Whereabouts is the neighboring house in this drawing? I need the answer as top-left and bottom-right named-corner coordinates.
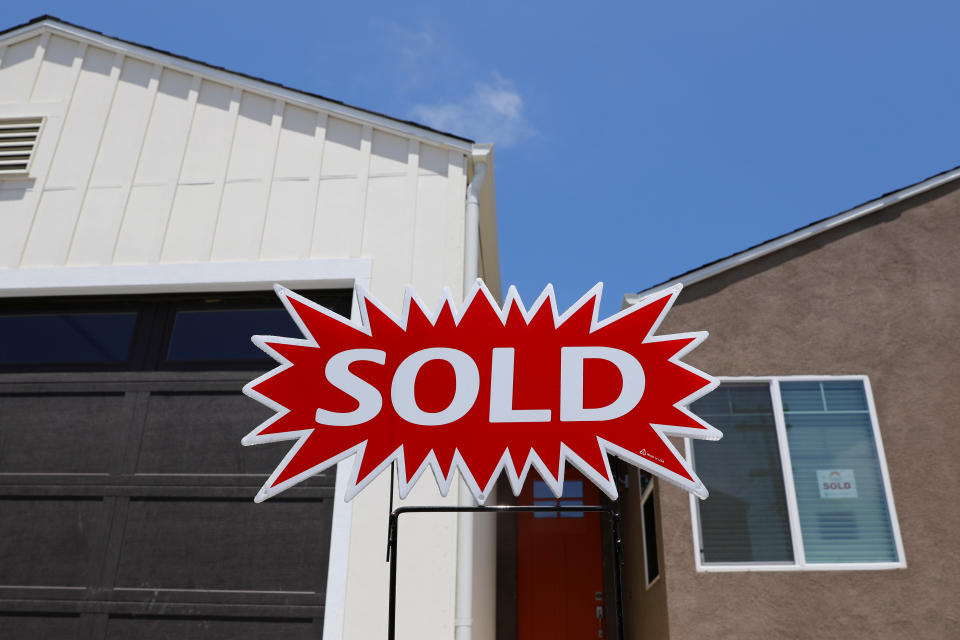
top-left (621, 166), bottom-right (960, 639)
top-left (0, 16), bottom-right (499, 640)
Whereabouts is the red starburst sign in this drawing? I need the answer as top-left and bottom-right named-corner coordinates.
top-left (242, 282), bottom-right (721, 503)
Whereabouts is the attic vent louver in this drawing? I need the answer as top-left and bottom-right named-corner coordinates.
top-left (0, 117), bottom-right (43, 177)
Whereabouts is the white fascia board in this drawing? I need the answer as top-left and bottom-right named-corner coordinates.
top-left (0, 258), bottom-right (372, 297)
top-left (625, 166), bottom-right (960, 306)
top-left (0, 20), bottom-right (474, 154)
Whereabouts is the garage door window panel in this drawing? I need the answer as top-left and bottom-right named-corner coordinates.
top-left (165, 308), bottom-right (298, 362)
top-left (0, 312), bottom-right (137, 366)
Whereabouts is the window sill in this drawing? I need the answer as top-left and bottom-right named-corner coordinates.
top-left (696, 560), bottom-right (906, 573)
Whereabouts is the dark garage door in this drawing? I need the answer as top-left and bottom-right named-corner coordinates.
top-left (0, 290), bottom-right (351, 640)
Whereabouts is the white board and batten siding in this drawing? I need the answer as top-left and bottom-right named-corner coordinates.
top-left (0, 29), bottom-right (478, 311)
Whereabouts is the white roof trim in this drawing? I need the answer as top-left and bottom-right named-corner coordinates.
top-left (0, 18), bottom-right (474, 153)
top-left (626, 166), bottom-right (960, 305)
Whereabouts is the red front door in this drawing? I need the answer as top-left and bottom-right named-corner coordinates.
top-left (517, 469), bottom-right (605, 639)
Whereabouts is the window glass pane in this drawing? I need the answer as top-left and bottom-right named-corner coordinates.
top-left (692, 385), bottom-right (794, 563)
top-left (166, 309), bottom-right (298, 361)
top-left (729, 385), bottom-right (775, 413)
top-left (533, 481), bottom-right (584, 517)
top-left (781, 380), bottom-right (897, 563)
top-left (0, 313), bottom-right (136, 363)
top-left (533, 481), bottom-right (556, 517)
top-left (562, 480), bottom-right (583, 498)
top-left (779, 381), bottom-right (824, 412)
top-left (643, 494), bottom-right (660, 583)
top-left (532, 481), bottom-right (554, 499)
top-left (558, 501), bottom-right (584, 518)
top-left (823, 381), bottom-right (869, 412)
top-left (559, 481), bottom-right (584, 518)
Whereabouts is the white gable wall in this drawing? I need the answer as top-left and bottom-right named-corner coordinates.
top-left (0, 31), bottom-right (473, 311)
top-left (0, 24), bottom-right (495, 640)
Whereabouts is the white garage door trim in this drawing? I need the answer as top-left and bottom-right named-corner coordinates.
top-left (0, 258), bottom-right (371, 297)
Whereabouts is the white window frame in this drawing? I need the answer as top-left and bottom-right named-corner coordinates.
top-left (639, 476), bottom-right (661, 588)
top-left (686, 374), bottom-right (906, 573)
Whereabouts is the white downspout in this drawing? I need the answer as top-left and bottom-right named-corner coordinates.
top-left (455, 149), bottom-right (487, 640)
top-left (462, 151), bottom-right (487, 298)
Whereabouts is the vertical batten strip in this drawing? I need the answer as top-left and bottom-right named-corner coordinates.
top-left (25, 31), bottom-right (51, 102)
top-left (65, 52), bottom-right (125, 263)
top-left (306, 112), bottom-right (330, 258)
top-left (109, 63), bottom-right (163, 263)
top-left (206, 86), bottom-right (244, 260)
top-left (405, 138), bottom-right (421, 285)
top-left (0, 45), bottom-right (8, 68)
top-left (254, 98), bottom-right (286, 258)
top-left (442, 151), bottom-right (468, 301)
top-left (16, 41), bottom-right (88, 267)
top-left (157, 75), bottom-right (202, 259)
top-left (355, 124), bottom-right (373, 257)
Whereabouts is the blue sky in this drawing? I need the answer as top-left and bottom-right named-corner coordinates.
top-left (9, 2), bottom-right (960, 316)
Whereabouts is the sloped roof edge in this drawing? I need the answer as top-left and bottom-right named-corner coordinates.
top-left (0, 14), bottom-right (475, 149)
top-left (627, 163), bottom-right (960, 304)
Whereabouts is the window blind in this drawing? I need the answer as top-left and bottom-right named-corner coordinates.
top-left (781, 381), bottom-right (898, 563)
top-left (692, 385), bottom-right (793, 563)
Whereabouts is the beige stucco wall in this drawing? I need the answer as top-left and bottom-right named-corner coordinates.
top-left (623, 476), bottom-right (671, 640)
top-left (651, 180), bottom-right (960, 638)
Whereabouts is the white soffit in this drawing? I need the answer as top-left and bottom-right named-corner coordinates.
top-left (626, 165), bottom-right (960, 305)
top-left (0, 17), bottom-right (475, 153)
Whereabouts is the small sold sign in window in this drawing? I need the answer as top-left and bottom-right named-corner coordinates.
top-left (817, 469), bottom-right (858, 499)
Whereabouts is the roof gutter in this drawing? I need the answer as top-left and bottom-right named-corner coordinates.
top-left (625, 165), bottom-right (960, 305)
